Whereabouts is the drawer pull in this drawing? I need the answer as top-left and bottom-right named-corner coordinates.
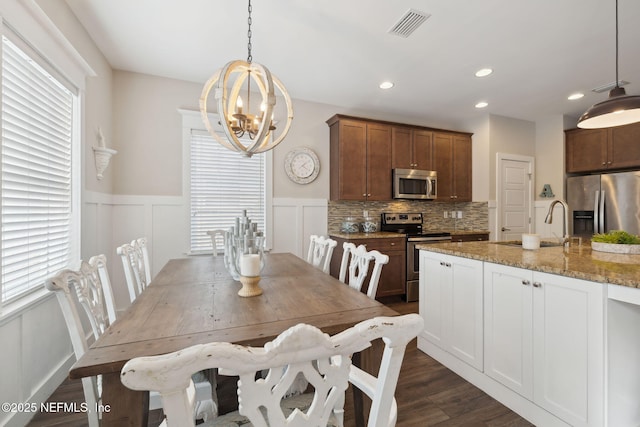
top-left (533, 282), bottom-right (542, 288)
top-left (521, 280), bottom-right (530, 286)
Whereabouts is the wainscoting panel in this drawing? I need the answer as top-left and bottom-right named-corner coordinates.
top-left (271, 198), bottom-right (328, 259)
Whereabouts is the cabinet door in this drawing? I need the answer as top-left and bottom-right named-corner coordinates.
top-left (609, 122), bottom-right (640, 169)
top-left (331, 120), bottom-right (367, 200)
top-left (370, 237), bottom-right (405, 297)
top-left (448, 256), bottom-right (483, 370)
top-left (365, 123), bottom-right (392, 200)
top-left (452, 135), bottom-right (472, 201)
top-left (532, 272), bottom-right (604, 427)
top-left (421, 252), bottom-right (483, 370)
top-left (565, 128), bottom-right (608, 173)
top-left (484, 263), bottom-right (533, 399)
top-left (391, 127), bottom-right (413, 169)
top-left (420, 252), bottom-right (449, 346)
top-left (413, 130), bottom-right (433, 170)
top-left (433, 133), bottom-right (454, 200)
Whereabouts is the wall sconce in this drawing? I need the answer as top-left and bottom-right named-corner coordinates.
top-left (93, 127), bottom-right (117, 180)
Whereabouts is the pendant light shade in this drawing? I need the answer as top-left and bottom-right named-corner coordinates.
top-left (578, 87), bottom-right (640, 129)
top-left (577, 0), bottom-right (640, 129)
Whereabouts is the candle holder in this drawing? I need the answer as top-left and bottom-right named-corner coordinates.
top-left (234, 236), bottom-right (265, 297)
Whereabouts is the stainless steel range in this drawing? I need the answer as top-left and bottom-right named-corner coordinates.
top-left (381, 212), bottom-right (451, 302)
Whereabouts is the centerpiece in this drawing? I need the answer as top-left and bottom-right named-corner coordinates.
top-left (591, 230), bottom-right (640, 254)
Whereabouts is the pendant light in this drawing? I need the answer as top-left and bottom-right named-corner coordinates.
top-left (199, 0), bottom-right (293, 156)
top-left (577, 0), bottom-right (640, 129)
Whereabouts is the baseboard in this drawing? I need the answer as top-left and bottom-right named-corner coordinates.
top-left (6, 354), bottom-right (76, 427)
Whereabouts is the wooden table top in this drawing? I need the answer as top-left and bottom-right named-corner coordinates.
top-left (69, 252), bottom-right (398, 379)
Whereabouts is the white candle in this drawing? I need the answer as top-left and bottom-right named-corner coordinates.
top-left (240, 254), bottom-right (260, 277)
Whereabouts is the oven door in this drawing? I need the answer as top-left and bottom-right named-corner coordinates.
top-left (406, 236), bottom-right (451, 302)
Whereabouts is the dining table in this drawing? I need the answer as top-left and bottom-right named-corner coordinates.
top-left (69, 252), bottom-right (399, 426)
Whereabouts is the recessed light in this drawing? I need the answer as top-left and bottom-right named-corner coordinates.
top-left (475, 68), bottom-right (493, 77)
top-left (379, 81), bottom-right (394, 89)
top-left (568, 93), bottom-right (584, 100)
top-left (475, 101), bottom-right (489, 109)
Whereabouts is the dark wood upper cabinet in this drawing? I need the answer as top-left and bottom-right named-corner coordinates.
top-left (566, 122), bottom-right (640, 173)
top-left (328, 114), bottom-right (472, 202)
top-left (392, 127), bottom-right (433, 170)
top-left (328, 116), bottom-right (391, 201)
top-left (433, 132), bottom-right (472, 202)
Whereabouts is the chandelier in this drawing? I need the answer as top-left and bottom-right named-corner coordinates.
top-left (200, 0), bottom-right (293, 157)
top-left (577, 0), bottom-right (640, 128)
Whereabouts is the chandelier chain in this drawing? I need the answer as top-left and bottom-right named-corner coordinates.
top-left (247, 0), bottom-right (253, 63)
top-left (615, 0), bottom-right (618, 87)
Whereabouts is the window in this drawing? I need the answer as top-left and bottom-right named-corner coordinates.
top-left (1, 33), bottom-right (78, 304)
top-left (187, 123), bottom-right (270, 254)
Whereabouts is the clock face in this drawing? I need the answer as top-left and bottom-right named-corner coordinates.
top-left (285, 148), bottom-right (320, 184)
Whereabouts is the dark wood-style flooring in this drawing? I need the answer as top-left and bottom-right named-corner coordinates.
top-left (27, 297), bottom-right (533, 427)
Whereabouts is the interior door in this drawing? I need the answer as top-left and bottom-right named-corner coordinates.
top-left (498, 156), bottom-right (533, 241)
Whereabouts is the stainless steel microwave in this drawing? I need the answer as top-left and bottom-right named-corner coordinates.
top-left (393, 168), bottom-right (437, 200)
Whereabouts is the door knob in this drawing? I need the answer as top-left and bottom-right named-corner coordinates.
top-left (501, 227), bottom-right (511, 232)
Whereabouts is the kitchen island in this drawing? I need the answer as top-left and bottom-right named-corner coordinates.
top-left (417, 240), bottom-right (640, 427)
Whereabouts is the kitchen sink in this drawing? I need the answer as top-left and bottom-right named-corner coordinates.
top-left (492, 240), bottom-right (564, 248)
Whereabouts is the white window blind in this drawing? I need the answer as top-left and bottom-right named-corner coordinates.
top-left (189, 130), bottom-right (266, 253)
top-left (1, 35), bottom-right (74, 303)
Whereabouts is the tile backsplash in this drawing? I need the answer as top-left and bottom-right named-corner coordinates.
top-left (328, 200), bottom-right (488, 233)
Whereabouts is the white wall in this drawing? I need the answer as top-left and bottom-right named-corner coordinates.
top-left (535, 115), bottom-right (567, 200)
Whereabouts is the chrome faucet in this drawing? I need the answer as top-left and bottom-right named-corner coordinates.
top-left (545, 199), bottom-right (570, 248)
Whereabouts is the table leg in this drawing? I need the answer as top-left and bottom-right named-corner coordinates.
top-left (101, 371), bottom-right (149, 427)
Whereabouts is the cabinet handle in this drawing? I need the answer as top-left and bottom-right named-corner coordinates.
top-left (607, 161), bottom-right (612, 165)
top-left (390, 242), bottom-right (396, 246)
top-left (602, 162), bottom-right (606, 165)
top-left (440, 261), bottom-right (446, 266)
top-left (521, 279), bottom-right (530, 286)
top-left (533, 282), bottom-right (542, 288)
top-left (362, 194), bottom-right (367, 197)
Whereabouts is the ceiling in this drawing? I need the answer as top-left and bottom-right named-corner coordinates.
top-left (64, 0), bottom-right (640, 129)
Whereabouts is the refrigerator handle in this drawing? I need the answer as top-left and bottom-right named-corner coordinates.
top-left (599, 190), bottom-right (606, 233)
top-left (594, 191), bottom-right (600, 233)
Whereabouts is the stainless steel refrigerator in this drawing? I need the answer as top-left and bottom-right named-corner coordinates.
top-left (566, 171), bottom-right (640, 238)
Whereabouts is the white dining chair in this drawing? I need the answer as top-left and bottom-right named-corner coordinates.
top-left (339, 242), bottom-right (389, 299)
top-left (45, 255), bottom-right (119, 427)
top-left (121, 313), bottom-right (423, 427)
top-left (306, 235), bottom-right (338, 274)
top-left (116, 237), bottom-right (152, 303)
top-left (207, 230), bottom-right (227, 256)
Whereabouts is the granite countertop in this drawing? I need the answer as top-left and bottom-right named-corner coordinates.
top-left (417, 240), bottom-right (640, 288)
top-left (330, 231), bottom-right (405, 239)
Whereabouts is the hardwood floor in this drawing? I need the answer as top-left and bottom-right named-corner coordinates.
top-left (27, 297), bottom-right (533, 427)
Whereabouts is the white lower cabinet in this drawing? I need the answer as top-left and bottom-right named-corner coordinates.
top-left (419, 251), bottom-right (483, 370)
top-left (484, 262), bottom-right (604, 427)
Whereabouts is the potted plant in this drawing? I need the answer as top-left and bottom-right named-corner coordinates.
top-left (591, 230), bottom-right (640, 254)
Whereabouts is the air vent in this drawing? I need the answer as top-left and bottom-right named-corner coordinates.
top-left (388, 9), bottom-right (430, 38)
top-left (592, 80), bottom-right (629, 93)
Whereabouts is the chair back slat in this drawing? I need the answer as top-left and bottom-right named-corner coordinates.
top-left (338, 243), bottom-right (390, 299)
top-left (117, 237), bottom-right (151, 303)
top-left (306, 235), bottom-right (338, 274)
top-left (121, 314), bottom-right (423, 427)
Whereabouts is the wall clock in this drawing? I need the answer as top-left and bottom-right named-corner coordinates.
top-left (284, 147), bottom-right (320, 184)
